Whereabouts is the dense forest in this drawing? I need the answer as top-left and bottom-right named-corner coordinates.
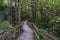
top-left (0, 0), bottom-right (60, 39)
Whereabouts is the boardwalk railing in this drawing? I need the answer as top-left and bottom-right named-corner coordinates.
top-left (27, 22), bottom-right (58, 40)
top-left (0, 23), bottom-right (23, 40)
top-left (0, 21), bottom-right (58, 40)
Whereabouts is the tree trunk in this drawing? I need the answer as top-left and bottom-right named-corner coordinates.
top-left (17, 0), bottom-right (21, 24)
top-left (30, 0), bottom-right (38, 22)
top-left (15, 0), bottom-right (18, 25)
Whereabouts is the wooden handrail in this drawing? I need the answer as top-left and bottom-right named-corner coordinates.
top-left (0, 28), bottom-right (13, 35)
top-left (27, 22), bottom-right (58, 40)
top-left (0, 21), bottom-right (58, 40)
top-left (0, 21), bottom-right (23, 40)
top-left (0, 25), bottom-right (21, 40)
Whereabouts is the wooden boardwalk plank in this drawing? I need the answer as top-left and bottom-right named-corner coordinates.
top-left (17, 21), bottom-right (34, 40)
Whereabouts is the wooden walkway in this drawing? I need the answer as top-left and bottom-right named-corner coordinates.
top-left (0, 20), bottom-right (58, 40)
top-left (17, 21), bottom-right (34, 40)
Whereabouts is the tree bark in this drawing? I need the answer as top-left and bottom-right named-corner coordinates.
top-left (30, 0), bottom-right (38, 22)
top-left (15, 0), bottom-right (18, 25)
top-left (17, 0), bottom-right (21, 24)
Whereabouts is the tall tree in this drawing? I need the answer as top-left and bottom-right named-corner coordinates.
top-left (30, 0), bottom-right (38, 22)
top-left (15, 0), bottom-right (18, 25)
top-left (17, 0), bottom-right (21, 24)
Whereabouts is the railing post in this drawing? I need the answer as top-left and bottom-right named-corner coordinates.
top-left (33, 30), bottom-right (40, 40)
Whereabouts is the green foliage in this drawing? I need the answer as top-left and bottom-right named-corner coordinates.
top-left (21, 0), bottom-right (60, 38)
top-left (0, 21), bottom-right (13, 32)
top-left (0, 0), bottom-right (60, 39)
top-left (35, 0), bottom-right (60, 38)
top-left (0, 0), bottom-right (13, 32)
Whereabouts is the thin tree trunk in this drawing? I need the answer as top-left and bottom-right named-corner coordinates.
top-left (18, 0), bottom-right (21, 24)
top-left (15, 0), bottom-right (18, 25)
top-left (30, 0), bottom-right (38, 22)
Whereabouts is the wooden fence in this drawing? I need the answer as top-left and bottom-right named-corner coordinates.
top-left (28, 22), bottom-right (58, 40)
top-left (0, 21), bottom-right (59, 40)
top-left (0, 23), bottom-right (23, 40)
